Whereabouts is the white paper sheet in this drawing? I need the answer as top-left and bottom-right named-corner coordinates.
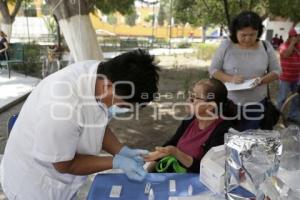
top-left (224, 78), bottom-right (257, 91)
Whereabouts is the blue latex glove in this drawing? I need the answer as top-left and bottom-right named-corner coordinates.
top-left (113, 154), bottom-right (147, 181)
top-left (119, 146), bottom-right (149, 166)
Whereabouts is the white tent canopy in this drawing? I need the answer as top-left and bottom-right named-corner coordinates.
top-left (8, 17), bottom-right (51, 43)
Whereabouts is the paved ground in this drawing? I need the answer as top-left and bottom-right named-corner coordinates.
top-left (0, 70), bottom-right (40, 112)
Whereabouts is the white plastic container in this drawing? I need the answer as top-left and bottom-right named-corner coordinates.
top-left (199, 145), bottom-right (225, 194)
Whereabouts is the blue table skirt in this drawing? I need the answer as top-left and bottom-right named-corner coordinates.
top-left (87, 173), bottom-right (209, 200)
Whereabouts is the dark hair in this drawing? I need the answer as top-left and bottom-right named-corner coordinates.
top-left (97, 49), bottom-right (160, 104)
top-left (194, 78), bottom-right (237, 117)
top-left (229, 11), bottom-right (264, 43)
top-left (0, 31), bottom-right (7, 38)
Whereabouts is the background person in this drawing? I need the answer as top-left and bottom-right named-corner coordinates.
top-left (42, 44), bottom-right (62, 78)
top-left (144, 79), bottom-right (236, 173)
top-left (1, 49), bottom-right (160, 199)
top-left (209, 11), bottom-right (281, 131)
top-left (279, 35), bottom-right (284, 47)
top-left (271, 33), bottom-right (280, 50)
top-left (276, 27), bottom-right (300, 122)
top-left (0, 31), bottom-right (8, 67)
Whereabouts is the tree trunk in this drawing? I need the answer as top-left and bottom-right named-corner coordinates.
top-left (220, 25), bottom-right (223, 37)
top-left (239, 0), bottom-right (243, 9)
top-left (202, 25), bottom-right (207, 43)
top-left (46, 0), bottom-right (103, 61)
top-left (0, 0), bottom-right (22, 42)
top-left (59, 15), bottom-right (102, 61)
top-left (249, 0), bottom-right (254, 10)
top-left (222, 0), bottom-right (231, 27)
top-left (0, 9), bottom-right (13, 41)
top-left (53, 15), bottom-right (61, 50)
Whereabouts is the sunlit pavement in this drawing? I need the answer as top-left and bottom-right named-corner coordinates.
top-left (0, 70), bottom-right (40, 112)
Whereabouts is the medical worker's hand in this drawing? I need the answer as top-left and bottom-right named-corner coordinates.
top-left (119, 146), bottom-right (149, 166)
top-left (113, 154), bottom-right (147, 181)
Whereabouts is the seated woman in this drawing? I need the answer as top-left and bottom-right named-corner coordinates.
top-left (144, 78), bottom-right (236, 173)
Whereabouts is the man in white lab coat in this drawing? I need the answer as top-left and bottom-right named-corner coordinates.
top-left (0, 49), bottom-right (160, 199)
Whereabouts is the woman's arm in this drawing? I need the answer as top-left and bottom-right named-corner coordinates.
top-left (209, 40), bottom-right (245, 83)
top-left (281, 38), bottom-right (297, 58)
top-left (260, 71), bottom-right (279, 85)
top-left (102, 127), bottom-right (124, 155)
top-left (171, 147), bottom-right (193, 168)
top-left (212, 70), bottom-right (244, 83)
top-left (53, 154), bottom-right (113, 175)
top-left (146, 161), bottom-right (157, 172)
top-left (0, 41), bottom-right (8, 53)
top-left (52, 126), bottom-right (122, 176)
top-left (265, 40), bottom-right (282, 78)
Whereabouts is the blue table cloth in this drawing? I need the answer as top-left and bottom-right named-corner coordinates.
top-left (87, 173), bottom-right (209, 200)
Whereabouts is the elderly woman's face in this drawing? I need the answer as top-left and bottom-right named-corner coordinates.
top-left (236, 27), bottom-right (258, 47)
top-left (186, 85), bottom-right (216, 117)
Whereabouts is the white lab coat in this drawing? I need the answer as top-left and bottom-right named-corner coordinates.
top-left (0, 60), bottom-right (109, 199)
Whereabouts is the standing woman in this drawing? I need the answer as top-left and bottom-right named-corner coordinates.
top-left (209, 11), bottom-right (281, 131)
top-left (0, 31), bottom-right (8, 60)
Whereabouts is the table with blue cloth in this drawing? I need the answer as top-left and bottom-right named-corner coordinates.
top-left (87, 173), bottom-right (209, 200)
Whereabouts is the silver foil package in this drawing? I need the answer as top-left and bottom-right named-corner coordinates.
top-left (262, 126), bottom-right (300, 200)
top-left (224, 129), bottom-right (282, 200)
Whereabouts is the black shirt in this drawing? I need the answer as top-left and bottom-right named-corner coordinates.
top-left (0, 37), bottom-right (8, 60)
top-left (162, 116), bottom-right (233, 173)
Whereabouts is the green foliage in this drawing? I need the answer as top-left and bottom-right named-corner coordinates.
top-left (157, 0), bottom-right (176, 26)
top-left (173, 0), bottom-right (268, 27)
top-left (41, 3), bottom-right (50, 16)
top-left (11, 42), bottom-right (43, 76)
top-left (196, 43), bottom-right (218, 61)
top-left (268, 0), bottom-right (300, 22)
top-left (125, 9), bottom-right (138, 26)
top-left (177, 42), bottom-right (191, 48)
top-left (157, 5), bottom-right (166, 26)
top-left (93, 0), bottom-right (135, 15)
top-left (23, 2), bottom-right (37, 17)
top-left (144, 14), bottom-right (154, 23)
top-left (107, 14), bottom-right (117, 25)
top-left (23, 42), bottom-right (42, 74)
top-left (161, 0), bottom-right (173, 24)
top-left (43, 16), bottom-right (57, 35)
top-left (173, 0), bottom-right (300, 27)
top-left (0, 0), bottom-right (33, 23)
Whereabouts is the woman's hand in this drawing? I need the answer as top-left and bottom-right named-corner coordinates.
top-left (231, 75), bottom-right (244, 84)
top-left (143, 146), bottom-right (177, 162)
top-left (251, 77), bottom-right (262, 88)
top-left (290, 37), bottom-right (298, 46)
top-left (143, 150), bottom-right (166, 162)
top-left (145, 161), bottom-right (157, 172)
top-left (145, 146), bottom-right (194, 168)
